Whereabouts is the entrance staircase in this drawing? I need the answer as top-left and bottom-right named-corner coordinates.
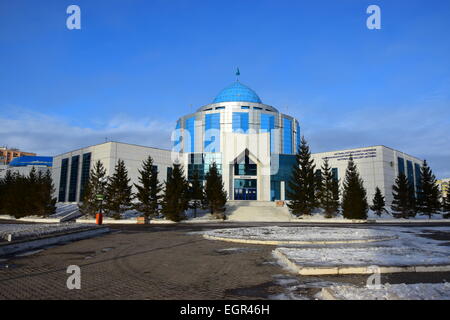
top-left (225, 201), bottom-right (295, 222)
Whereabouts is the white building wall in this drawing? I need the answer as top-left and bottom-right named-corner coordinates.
top-left (52, 142), bottom-right (174, 203)
top-left (311, 146), bottom-right (423, 206)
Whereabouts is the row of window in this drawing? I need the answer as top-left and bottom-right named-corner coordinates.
top-left (203, 106), bottom-right (274, 112)
top-left (59, 153), bottom-right (91, 202)
top-left (398, 157), bottom-right (422, 196)
top-left (177, 113), bottom-right (300, 154)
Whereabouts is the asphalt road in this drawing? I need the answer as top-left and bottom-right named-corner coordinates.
top-left (0, 221), bottom-right (449, 300)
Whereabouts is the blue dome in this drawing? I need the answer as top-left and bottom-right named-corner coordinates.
top-left (213, 82), bottom-right (262, 104)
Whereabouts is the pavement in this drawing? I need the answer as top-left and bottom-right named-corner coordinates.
top-left (0, 221), bottom-right (449, 300)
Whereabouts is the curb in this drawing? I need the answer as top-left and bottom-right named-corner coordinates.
top-left (0, 227), bottom-right (110, 257)
top-left (272, 248), bottom-right (450, 275)
top-left (203, 234), bottom-right (398, 246)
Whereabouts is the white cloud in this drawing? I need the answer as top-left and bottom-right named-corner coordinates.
top-left (0, 110), bottom-right (173, 157)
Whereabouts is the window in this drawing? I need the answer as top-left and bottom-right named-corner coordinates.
top-left (332, 168), bottom-right (339, 181)
top-left (241, 106), bottom-right (250, 109)
top-left (398, 157), bottom-right (405, 175)
top-left (204, 113), bottom-right (220, 152)
top-left (261, 114), bottom-right (275, 153)
top-left (79, 153), bottom-right (91, 200)
top-left (407, 160), bottom-right (414, 190)
top-left (167, 167), bottom-right (173, 180)
top-left (58, 158), bottom-right (69, 202)
top-left (215, 106), bottom-right (225, 110)
top-left (232, 112), bottom-right (249, 133)
top-left (253, 106), bottom-right (262, 110)
top-left (283, 117), bottom-right (293, 154)
top-left (185, 117), bottom-right (195, 153)
top-left (68, 155), bottom-right (80, 202)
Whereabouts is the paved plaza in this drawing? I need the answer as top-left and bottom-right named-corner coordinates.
top-left (0, 222), bottom-right (449, 300)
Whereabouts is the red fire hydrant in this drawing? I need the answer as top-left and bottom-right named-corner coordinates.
top-left (95, 213), bottom-right (103, 225)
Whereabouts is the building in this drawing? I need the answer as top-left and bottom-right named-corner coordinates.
top-left (51, 79), bottom-right (424, 208)
top-left (52, 142), bottom-right (173, 203)
top-left (174, 81), bottom-right (300, 201)
top-left (0, 147), bottom-right (36, 165)
top-left (311, 146), bottom-right (423, 205)
top-left (437, 178), bottom-right (450, 199)
top-left (0, 156), bottom-right (53, 178)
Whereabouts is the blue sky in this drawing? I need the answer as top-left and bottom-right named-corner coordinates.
top-left (1, 0), bottom-right (449, 177)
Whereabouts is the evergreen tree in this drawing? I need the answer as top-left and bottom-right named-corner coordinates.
top-left (188, 171), bottom-right (204, 218)
top-left (370, 187), bottom-right (386, 217)
top-left (204, 162), bottom-right (227, 219)
top-left (319, 159), bottom-right (340, 218)
top-left (105, 159), bottom-right (133, 219)
top-left (287, 136), bottom-right (316, 216)
top-left (79, 160), bottom-right (107, 217)
top-left (35, 169), bottom-right (56, 217)
top-left (417, 160), bottom-right (441, 218)
top-left (341, 156), bottom-right (368, 219)
top-left (391, 173), bottom-right (415, 218)
top-left (161, 163), bottom-right (190, 222)
top-left (134, 156), bottom-right (163, 218)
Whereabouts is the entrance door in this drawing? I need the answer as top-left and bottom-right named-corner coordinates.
top-left (234, 179), bottom-right (257, 200)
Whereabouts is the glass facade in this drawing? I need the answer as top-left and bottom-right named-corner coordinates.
top-left (260, 114), bottom-right (275, 153)
top-left (58, 158), bottom-right (69, 202)
top-left (283, 117), bottom-right (293, 154)
top-left (79, 152), bottom-right (91, 200)
top-left (232, 112), bottom-right (249, 133)
top-left (296, 122), bottom-right (301, 153)
top-left (187, 153), bottom-right (222, 181)
top-left (185, 117), bottom-right (195, 153)
top-left (173, 119), bottom-right (182, 152)
top-left (204, 113), bottom-right (220, 152)
top-left (398, 157), bottom-right (405, 175)
top-left (270, 154), bottom-right (296, 200)
top-left (68, 155), bottom-right (80, 202)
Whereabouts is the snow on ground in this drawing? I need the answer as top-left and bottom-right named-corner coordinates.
top-left (275, 246), bottom-right (450, 267)
top-left (0, 223), bottom-right (95, 241)
top-left (317, 283), bottom-right (450, 300)
top-left (204, 226), bottom-right (396, 242)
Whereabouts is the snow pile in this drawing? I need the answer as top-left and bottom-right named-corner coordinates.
top-left (204, 226), bottom-right (396, 242)
top-left (275, 246), bottom-right (450, 267)
top-left (319, 283), bottom-right (450, 300)
top-left (0, 223), bottom-right (95, 241)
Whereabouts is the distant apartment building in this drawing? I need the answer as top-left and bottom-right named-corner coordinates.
top-left (0, 147), bottom-right (36, 165)
top-left (437, 178), bottom-right (450, 199)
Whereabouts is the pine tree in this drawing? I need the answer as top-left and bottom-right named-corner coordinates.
top-left (391, 173), bottom-right (415, 218)
top-left (417, 160), bottom-right (441, 218)
top-left (105, 159), bottom-right (133, 219)
top-left (161, 163), bottom-right (190, 222)
top-left (35, 169), bottom-right (56, 217)
top-left (204, 162), bottom-right (227, 219)
top-left (287, 136), bottom-right (316, 216)
top-left (341, 156), bottom-right (368, 219)
top-left (188, 171), bottom-right (204, 218)
top-left (79, 160), bottom-right (107, 217)
top-left (370, 187), bottom-right (386, 217)
top-left (319, 159), bottom-right (340, 218)
top-left (134, 156), bottom-right (163, 218)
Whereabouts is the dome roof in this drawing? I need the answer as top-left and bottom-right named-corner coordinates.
top-left (213, 81), bottom-right (262, 104)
